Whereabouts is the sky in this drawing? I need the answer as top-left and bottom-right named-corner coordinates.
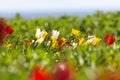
top-left (0, 0), bottom-right (120, 13)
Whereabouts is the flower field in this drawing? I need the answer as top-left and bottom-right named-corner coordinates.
top-left (0, 11), bottom-right (120, 80)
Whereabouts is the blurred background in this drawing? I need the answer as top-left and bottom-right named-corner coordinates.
top-left (0, 0), bottom-right (120, 19)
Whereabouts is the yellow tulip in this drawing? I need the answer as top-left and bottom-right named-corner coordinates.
top-left (78, 38), bottom-right (85, 45)
top-left (71, 29), bottom-right (80, 37)
top-left (6, 43), bottom-right (12, 48)
top-left (42, 31), bottom-right (48, 40)
top-left (52, 39), bottom-right (58, 48)
top-left (92, 38), bottom-right (101, 45)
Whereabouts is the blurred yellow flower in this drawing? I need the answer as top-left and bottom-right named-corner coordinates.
top-left (92, 38), bottom-right (101, 45)
top-left (42, 31), bottom-right (48, 40)
top-left (78, 38), bottom-right (85, 45)
top-left (6, 43), bottom-right (12, 48)
top-left (71, 29), bottom-right (80, 37)
top-left (52, 39), bottom-right (58, 48)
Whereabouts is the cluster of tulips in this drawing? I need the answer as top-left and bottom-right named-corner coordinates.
top-left (0, 18), bottom-right (115, 49)
top-left (33, 28), bottom-right (115, 51)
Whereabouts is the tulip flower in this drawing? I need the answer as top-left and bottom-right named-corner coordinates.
top-left (58, 37), bottom-right (66, 46)
top-left (65, 41), bottom-right (70, 46)
top-left (29, 66), bottom-right (50, 80)
top-left (104, 34), bottom-right (115, 46)
top-left (6, 43), bottom-right (12, 48)
top-left (92, 38), bottom-right (101, 45)
top-left (72, 42), bottom-right (78, 49)
top-left (104, 34), bottom-right (110, 42)
top-left (78, 38), bottom-right (85, 45)
top-left (35, 28), bottom-right (48, 44)
top-left (71, 29), bottom-right (79, 37)
top-left (87, 36), bottom-right (96, 43)
top-left (51, 30), bottom-right (60, 40)
top-left (5, 25), bottom-right (14, 35)
top-left (52, 39), bottom-right (58, 48)
top-left (53, 62), bottom-right (74, 80)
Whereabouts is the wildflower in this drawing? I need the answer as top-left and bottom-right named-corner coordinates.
top-left (72, 42), bottom-right (78, 49)
top-left (52, 39), bottom-right (58, 48)
top-left (58, 37), bottom-right (66, 46)
top-left (71, 29), bottom-right (79, 37)
top-left (87, 36), bottom-right (96, 44)
top-left (35, 28), bottom-right (48, 44)
top-left (65, 41), bottom-right (70, 46)
top-left (104, 34), bottom-right (115, 46)
top-left (51, 30), bottom-right (59, 40)
top-left (92, 37), bottom-right (101, 45)
top-left (35, 28), bottom-right (41, 39)
top-left (6, 43), bottom-right (12, 48)
top-left (5, 25), bottom-right (14, 35)
top-left (29, 66), bottom-right (50, 80)
top-left (104, 34), bottom-right (110, 42)
top-left (53, 62), bottom-right (74, 80)
top-left (78, 38), bottom-right (85, 45)
top-left (108, 36), bottom-right (115, 46)
top-left (42, 31), bottom-right (48, 40)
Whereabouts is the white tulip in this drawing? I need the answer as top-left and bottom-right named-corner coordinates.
top-left (72, 42), bottom-right (78, 49)
top-left (36, 37), bottom-right (44, 44)
top-left (51, 30), bottom-right (60, 39)
top-left (35, 28), bottom-right (45, 39)
top-left (87, 36), bottom-right (96, 43)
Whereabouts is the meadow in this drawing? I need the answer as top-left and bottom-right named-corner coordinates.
top-left (0, 11), bottom-right (120, 80)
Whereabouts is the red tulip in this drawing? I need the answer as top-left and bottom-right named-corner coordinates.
top-left (58, 39), bottom-right (64, 46)
top-left (29, 66), bottom-right (50, 80)
top-left (5, 25), bottom-right (14, 35)
top-left (108, 36), bottom-right (115, 46)
top-left (0, 19), bottom-right (6, 43)
top-left (53, 62), bottom-right (74, 80)
top-left (104, 34), bottom-right (110, 42)
top-left (65, 41), bottom-right (70, 46)
top-left (104, 34), bottom-right (115, 46)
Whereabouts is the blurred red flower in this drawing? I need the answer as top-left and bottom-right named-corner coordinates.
top-left (5, 25), bottom-right (14, 35)
top-left (58, 39), bottom-right (64, 46)
top-left (104, 34), bottom-right (110, 42)
top-left (65, 41), bottom-right (70, 46)
top-left (53, 62), bottom-right (74, 80)
top-left (108, 36), bottom-right (115, 46)
top-left (0, 19), bottom-right (6, 44)
top-left (29, 66), bottom-right (51, 80)
top-left (104, 34), bottom-right (115, 46)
